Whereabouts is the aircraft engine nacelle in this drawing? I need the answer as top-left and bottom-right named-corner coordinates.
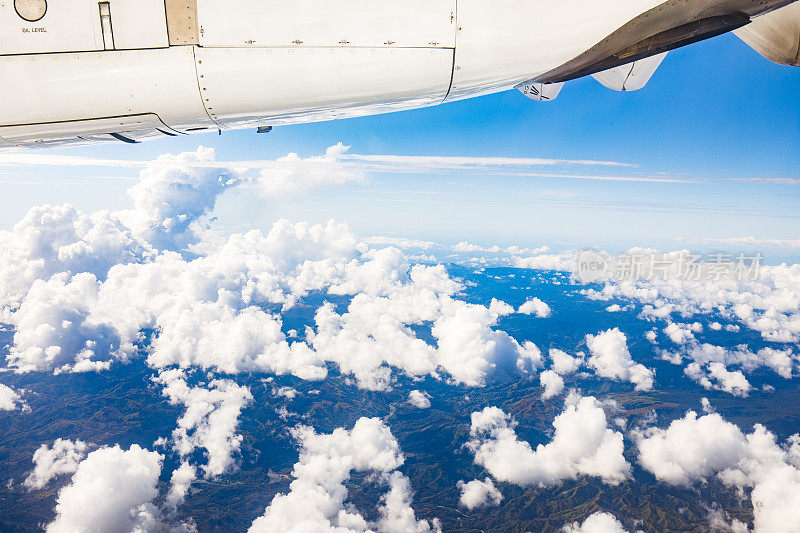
top-left (735, 2), bottom-right (800, 66)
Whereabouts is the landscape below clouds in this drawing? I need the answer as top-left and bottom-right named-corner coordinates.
top-left (0, 147), bottom-right (799, 532)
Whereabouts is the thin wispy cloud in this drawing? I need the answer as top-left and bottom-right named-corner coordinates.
top-left (489, 171), bottom-right (695, 183)
top-left (728, 177), bottom-right (800, 185)
top-left (0, 151), bottom-right (690, 185)
top-left (343, 195), bottom-right (800, 219)
top-left (676, 236), bottom-right (800, 248)
top-left (1, 151), bottom-right (795, 187)
top-left (0, 154), bottom-right (147, 168)
top-left (340, 154), bottom-right (635, 168)
top-left (0, 152), bottom-right (632, 170)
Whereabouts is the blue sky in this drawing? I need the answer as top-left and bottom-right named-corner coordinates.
top-left (2, 33), bottom-right (798, 261)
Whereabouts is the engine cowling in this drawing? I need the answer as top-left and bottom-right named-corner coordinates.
top-left (735, 2), bottom-right (800, 66)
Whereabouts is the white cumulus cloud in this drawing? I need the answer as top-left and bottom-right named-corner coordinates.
top-left (583, 256), bottom-right (800, 344)
top-left (166, 461), bottom-right (197, 509)
top-left (0, 204), bottom-right (156, 313)
top-left (46, 444), bottom-right (165, 533)
top-left (249, 417), bottom-right (439, 532)
top-left (0, 383), bottom-right (27, 411)
top-left (518, 297), bottom-right (552, 318)
top-left (154, 369), bottom-right (252, 479)
top-left (549, 349), bottom-right (583, 375)
top-left (586, 328), bottom-right (654, 391)
top-left (540, 370), bottom-right (565, 400)
top-left (24, 439), bottom-right (88, 490)
top-left (408, 390), bottom-right (432, 409)
top-left (684, 362), bottom-right (752, 397)
top-left (561, 512), bottom-right (629, 533)
top-left (635, 411), bottom-right (800, 533)
top-left (6, 273), bottom-right (124, 373)
top-left (255, 142), bottom-right (364, 196)
top-left (457, 478), bottom-right (503, 510)
top-left (659, 341), bottom-right (796, 393)
top-left (123, 147), bottom-right (239, 251)
top-left (466, 395), bottom-right (630, 488)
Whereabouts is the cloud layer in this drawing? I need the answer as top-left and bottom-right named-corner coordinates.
top-left (249, 417), bottom-right (439, 532)
top-left (46, 445), bottom-right (166, 533)
top-left (635, 410), bottom-right (800, 532)
top-left (1, 147), bottom-right (546, 394)
top-left (466, 394), bottom-right (630, 487)
top-left (586, 328), bottom-right (654, 391)
top-left (0, 383), bottom-right (27, 411)
top-left (24, 439), bottom-right (88, 490)
top-left (1, 146), bottom-right (797, 532)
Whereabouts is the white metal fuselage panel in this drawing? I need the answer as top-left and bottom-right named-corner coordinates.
top-left (192, 0), bottom-right (458, 129)
top-left (195, 0), bottom-right (456, 48)
top-left (102, 0), bottom-right (169, 50)
top-left (0, 0), bottom-right (101, 55)
top-left (0, 47), bottom-right (212, 130)
top-left (195, 47), bottom-right (454, 129)
top-left (0, 0), bottom-right (168, 55)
